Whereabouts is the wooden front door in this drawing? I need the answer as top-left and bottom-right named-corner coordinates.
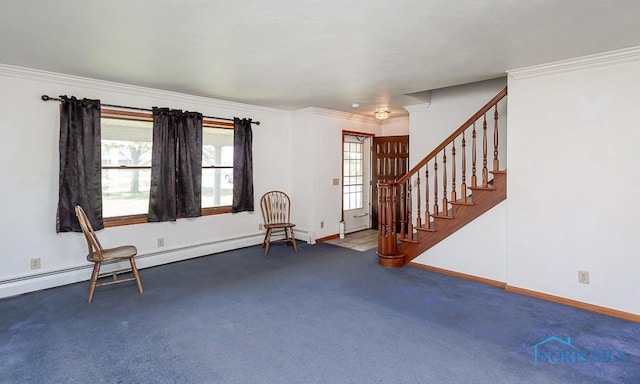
top-left (371, 135), bottom-right (409, 230)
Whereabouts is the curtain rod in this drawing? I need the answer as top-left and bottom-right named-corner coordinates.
top-left (41, 95), bottom-right (260, 125)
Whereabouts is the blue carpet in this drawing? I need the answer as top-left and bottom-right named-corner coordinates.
top-left (1, 242), bottom-right (638, 383)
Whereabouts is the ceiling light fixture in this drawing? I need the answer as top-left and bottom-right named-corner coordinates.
top-left (375, 109), bottom-right (390, 120)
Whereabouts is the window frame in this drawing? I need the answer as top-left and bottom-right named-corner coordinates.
top-left (101, 108), bottom-right (234, 228)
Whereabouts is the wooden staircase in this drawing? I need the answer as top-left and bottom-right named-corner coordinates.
top-left (377, 88), bottom-right (508, 268)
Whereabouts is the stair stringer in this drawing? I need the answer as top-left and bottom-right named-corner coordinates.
top-left (400, 172), bottom-right (506, 264)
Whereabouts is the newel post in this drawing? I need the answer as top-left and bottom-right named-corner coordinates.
top-left (377, 182), bottom-right (406, 268)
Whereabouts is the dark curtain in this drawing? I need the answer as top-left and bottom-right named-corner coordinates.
top-left (232, 118), bottom-right (254, 213)
top-left (57, 96), bottom-right (102, 233)
top-left (176, 112), bottom-right (203, 217)
top-left (148, 108), bottom-right (203, 222)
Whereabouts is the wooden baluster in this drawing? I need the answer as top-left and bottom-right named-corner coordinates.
top-left (472, 122), bottom-right (477, 187)
top-left (482, 113), bottom-right (489, 187)
top-left (399, 183), bottom-right (406, 239)
top-left (425, 167), bottom-right (430, 229)
top-left (493, 105), bottom-right (499, 171)
top-left (382, 186), bottom-right (388, 239)
top-left (433, 158), bottom-right (439, 216)
top-left (416, 173), bottom-right (422, 228)
top-left (442, 150), bottom-right (448, 215)
top-left (451, 139), bottom-right (457, 203)
top-left (391, 184), bottom-right (398, 245)
top-left (377, 184), bottom-right (388, 253)
top-left (461, 131), bottom-right (467, 203)
top-left (407, 182), bottom-right (414, 240)
top-left (378, 184), bottom-right (395, 255)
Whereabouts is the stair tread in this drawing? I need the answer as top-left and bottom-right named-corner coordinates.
top-left (431, 214), bottom-right (454, 219)
top-left (469, 185), bottom-right (496, 191)
top-left (415, 226), bottom-right (436, 232)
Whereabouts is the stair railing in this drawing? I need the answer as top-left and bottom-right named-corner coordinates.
top-left (377, 87), bottom-right (508, 261)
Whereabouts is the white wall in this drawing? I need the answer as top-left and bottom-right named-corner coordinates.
top-left (0, 65), bottom-right (292, 298)
top-left (412, 201), bottom-right (506, 282)
top-left (506, 48), bottom-right (640, 315)
top-left (407, 77), bottom-right (507, 169)
top-left (291, 108), bottom-right (381, 240)
top-left (290, 109), bottom-right (316, 238)
top-left (381, 116), bottom-right (409, 136)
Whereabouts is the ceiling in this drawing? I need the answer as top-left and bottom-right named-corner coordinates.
top-left (2, 1), bottom-right (640, 118)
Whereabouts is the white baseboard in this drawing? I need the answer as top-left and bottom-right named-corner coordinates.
top-left (0, 229), bottom-right (317, 300)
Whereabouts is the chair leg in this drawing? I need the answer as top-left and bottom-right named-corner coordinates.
top-left (264, 228), bottom-right (272, 255)
top-left (88, 262), bottom-right (101, 303)
top-left (289, 227), bottom-right (298, 253)
top-left (262, 229), bottom-right (269, 248)
top-left (130, 257), bottom-right (144, 294)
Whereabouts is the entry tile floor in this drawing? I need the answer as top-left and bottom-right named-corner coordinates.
top-left (324, 229), bottom-right (378, 252)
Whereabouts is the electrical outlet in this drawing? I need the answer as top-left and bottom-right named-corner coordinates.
top-left (30, 258), bottom-right (41, 270)
top-left (157, 237), bottom-right (165, 247)
top-left (578, 270), bottom-right (590, 284)
top-left (259, 223), bottom-right (263, 230)
top-left (332, 178), bottom-right (340, 186)
top-left (320, 221), bottom-right (324, 228)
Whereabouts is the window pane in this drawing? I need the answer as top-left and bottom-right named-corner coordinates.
top-left (202, 128), bottom-right (234, 208)
top-left (101, 119), bottom-right (153, 166)
top-left (102, 169), bottom-right (151, 217)
top-left (203, 128), bottom-right (234, 166)
top-left (102, 118), bottom-right (153, 218)
top-left (350, 161), bottom-right (361, 176)
top-left (350, 193), bottom-right (357, 209)
top-left (202, 168), bottom-right (233, 208)
top-left (353, 145), bottom-right (363, 159)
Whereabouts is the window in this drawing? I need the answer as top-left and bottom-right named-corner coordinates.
top-left (101, 109), bottom-right (234, 226)
top-left (101, 113), bottom-right (153, 220)
top-left (202, 127), bottom-right (234, 211)
top-left (343, 141), bottom-right (364, 210)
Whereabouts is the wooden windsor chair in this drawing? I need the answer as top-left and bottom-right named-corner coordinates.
top-left (260, 191), bottom-right (298, 255)
top-left (75, 205), bottom-right (143, 303)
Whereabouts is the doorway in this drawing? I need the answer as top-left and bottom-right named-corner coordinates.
top-left (340, 133), bottom-right (410, 234)
top-left (342, 133), bottom-right (373, 234)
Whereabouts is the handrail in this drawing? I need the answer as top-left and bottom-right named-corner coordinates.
top-left (397, 87), bottom-right (507, 184)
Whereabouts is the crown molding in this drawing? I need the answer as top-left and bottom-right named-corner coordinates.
top-left (403, 102), bottom-right (431, 114)
top-left (0, 63), bottom-right (289, 116)
top-left (294, 107), bottom-right (380, 124)
top-left (507, 45), bottom-right (640, 80)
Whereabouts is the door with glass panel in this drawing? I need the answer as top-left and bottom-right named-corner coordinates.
top-left (342, 134), bottom-right (372, 233)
